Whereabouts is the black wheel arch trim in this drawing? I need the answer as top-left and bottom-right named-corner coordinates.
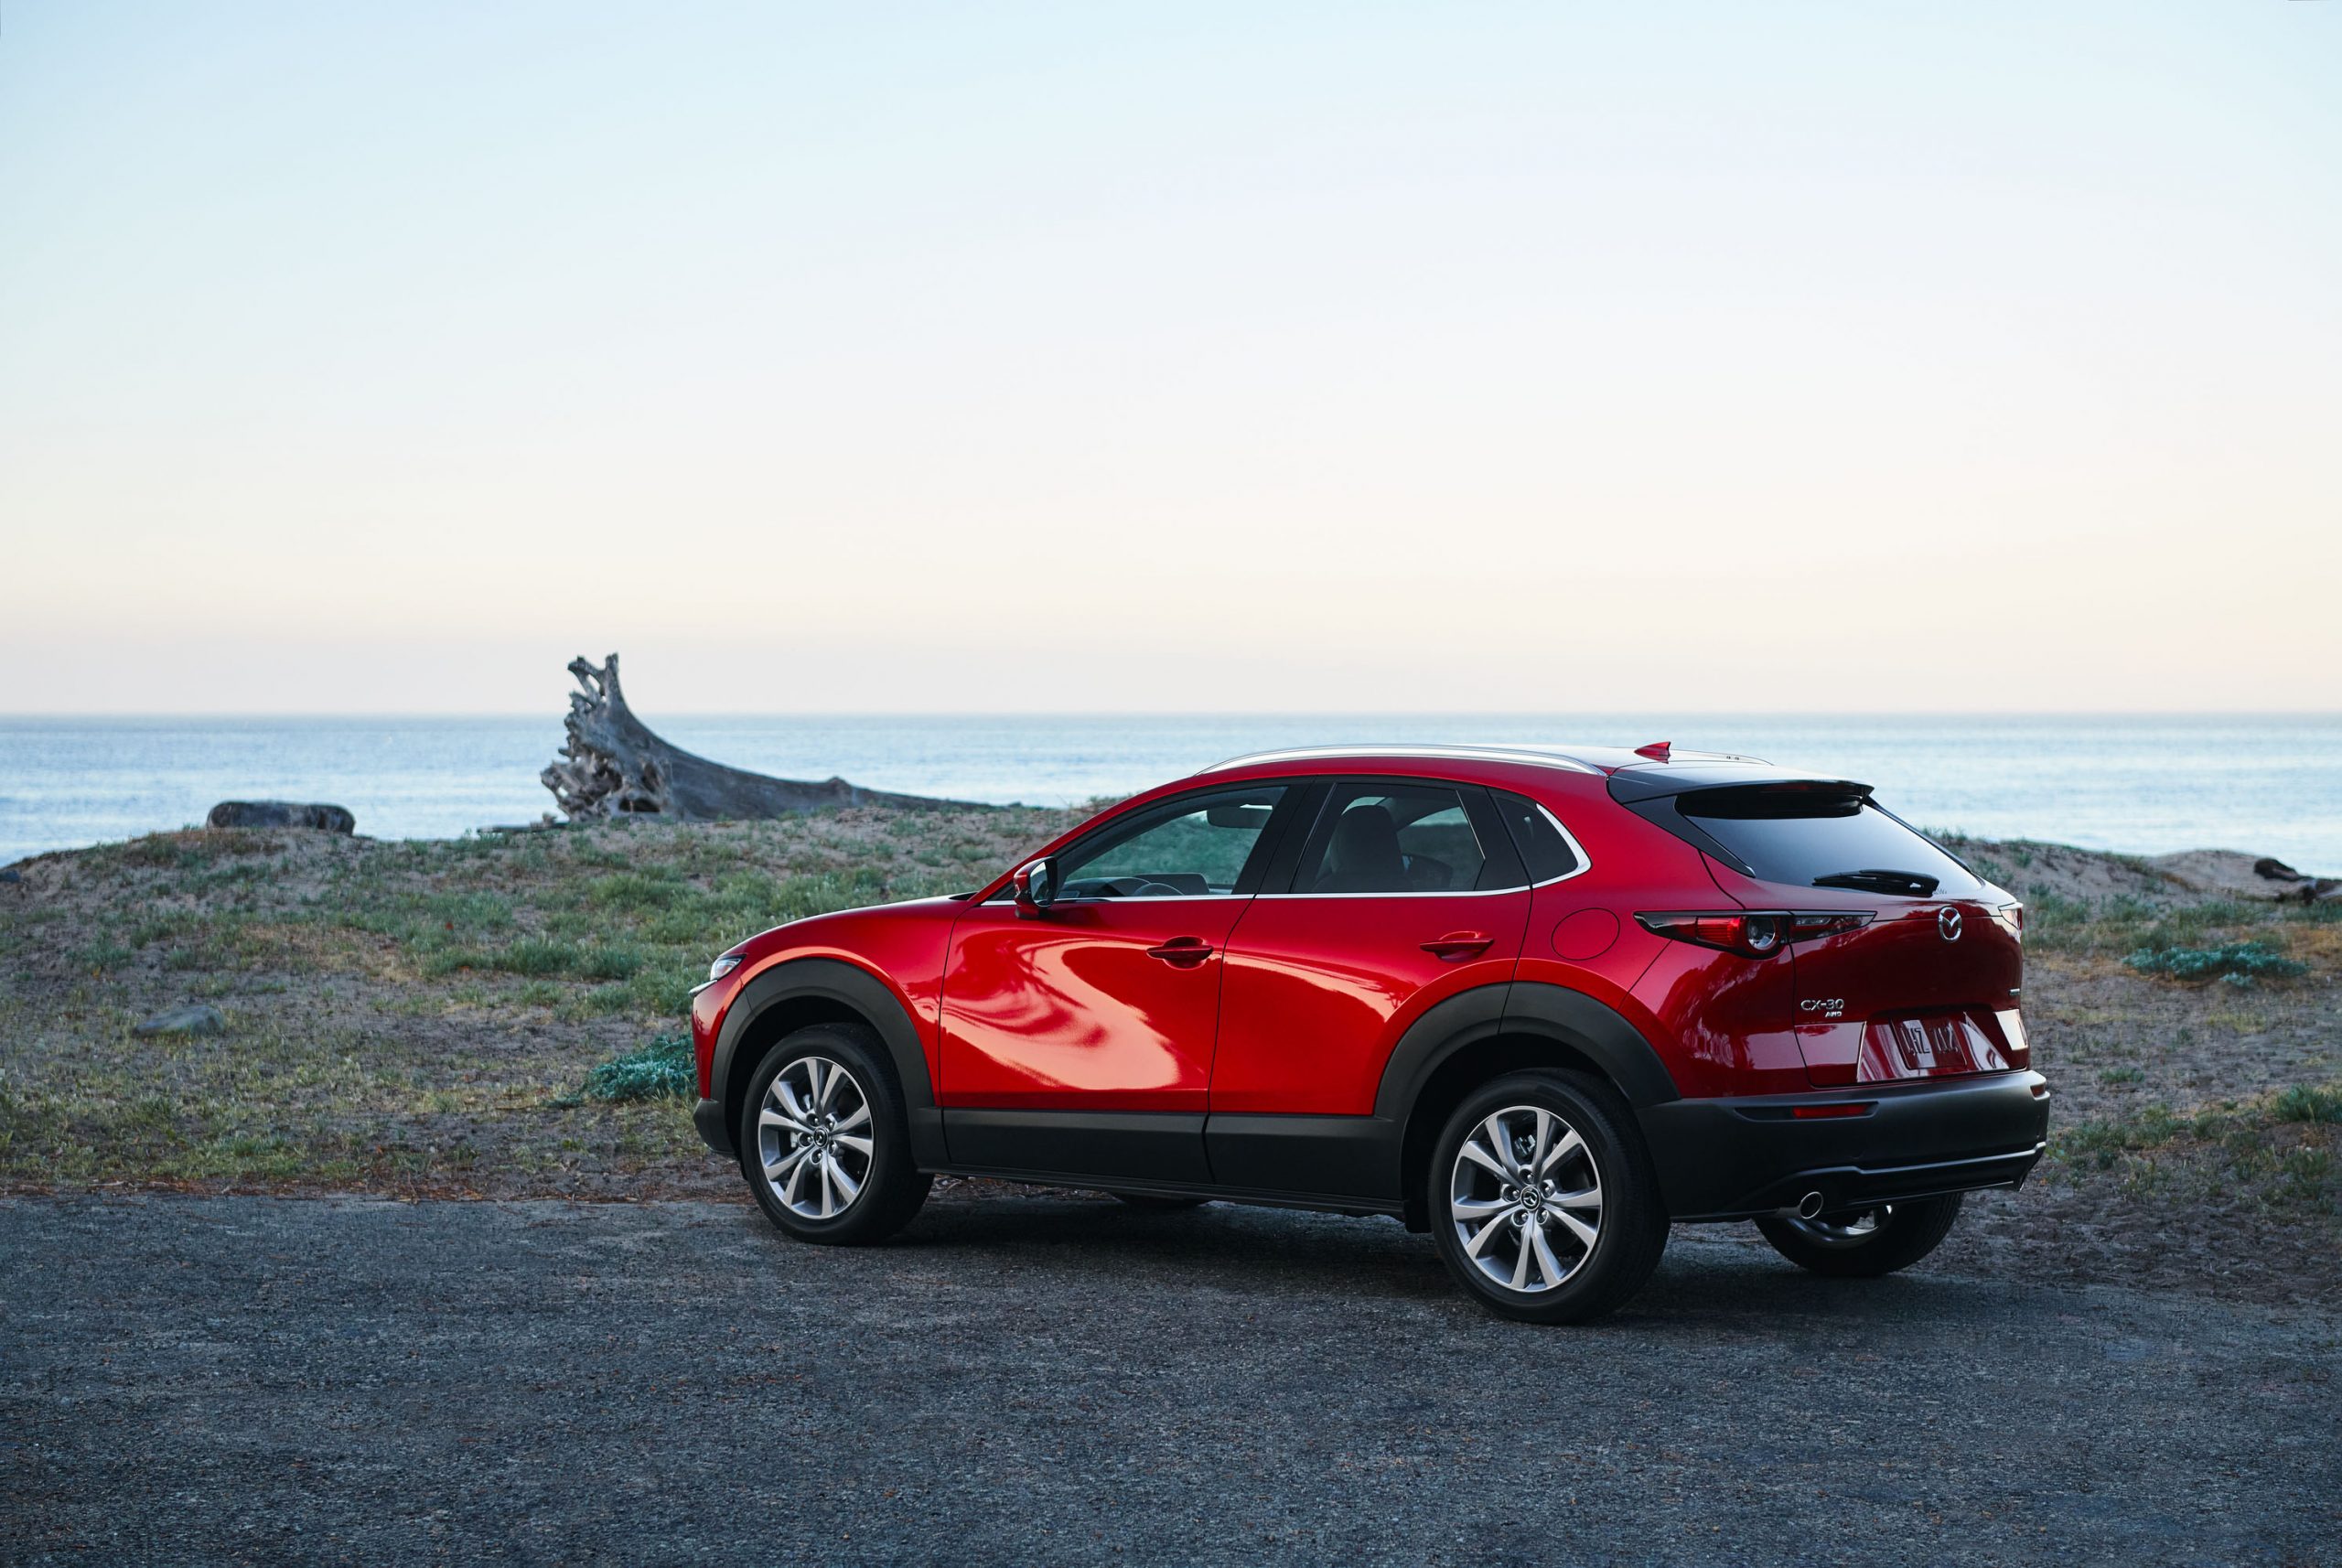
top-left (1497, 983), bottom-right (1682, 1108)
top-left (1370, 981), bottom-right (1681, 1123)
top-left (710, 956), bottom-right (946, 1165)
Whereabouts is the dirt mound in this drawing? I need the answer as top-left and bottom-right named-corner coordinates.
top-left (1947, 837), bottom-right (2339, 908)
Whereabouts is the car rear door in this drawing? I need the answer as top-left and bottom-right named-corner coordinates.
top-left (1212, 779), bottom-right (1532, 1122)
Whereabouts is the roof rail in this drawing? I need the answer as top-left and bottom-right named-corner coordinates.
top-left (1200, 744), bottom-right (1604, 776)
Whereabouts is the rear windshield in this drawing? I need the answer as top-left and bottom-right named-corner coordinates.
top-left (1678, 787), bottom-right (1983, 897)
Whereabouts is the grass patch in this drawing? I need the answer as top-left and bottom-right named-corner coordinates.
top-left (586, 871), bottom-right (685, 910)
top-left (573, 943), bottom-right (647, 982)
top-left (497, 938), bottom-right (588, 977)
top-left (2020, 892), bottom-right (2093, 951)
top-left (582, 1035), bottom-right (695, 1102)
top-left (2019, 884), bottom-right (2340, 966)
top-left (2052, 1083), bottom-right (2342, 1215)
top-left (2272, 1083), bottom-right (2342, 1125)
top-left (2123, 941), bottom-right (2307, 983)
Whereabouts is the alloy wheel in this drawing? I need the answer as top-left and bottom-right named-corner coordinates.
top-left (1447, 1104), bottom-right (1605, 1293)
top-left (757, 1056), bottom-right (876, 1219)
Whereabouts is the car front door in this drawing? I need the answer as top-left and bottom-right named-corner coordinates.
top-left (1210, 779), bottom-right (1531, 1188)
top-left (939, 782), bottom-right (1294, 1182)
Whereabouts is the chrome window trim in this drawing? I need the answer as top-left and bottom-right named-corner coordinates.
top-left (979, 890), bottom-right (1250, 905)
top-left (1201, 744), bottom-right (1602, 776)
top-left (1254, 886), bottom-right (1528, 901)
top-left (1524, 801), bottom-right (1595, 889)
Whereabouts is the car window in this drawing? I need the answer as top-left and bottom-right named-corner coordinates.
top-left (1494, 791), bottom-right (1584, 883)
top-left (1049, 786), bottom-right (1288, 899)
top-left (1678, 786), bottom-right (1983, 897)
top-left (1298, 784), bottom-right (1488, 894)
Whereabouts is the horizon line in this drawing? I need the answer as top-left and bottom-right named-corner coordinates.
top-left (6, 709), bottom-right (2342, 723)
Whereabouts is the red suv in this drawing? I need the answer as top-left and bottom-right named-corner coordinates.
top-left (688, 744), bottom-right (2047, 1323)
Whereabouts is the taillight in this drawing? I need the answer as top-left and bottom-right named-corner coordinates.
top-left (1636, 909), bottom-right (1873, 958)
top-left (1790, 911), bottom-right (1875, 940)
top-left (1635, 912), bottom-right (1784, 957)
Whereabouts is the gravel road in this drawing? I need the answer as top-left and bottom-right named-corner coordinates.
top-left (3, 1195), bottom-right (2336, 1565)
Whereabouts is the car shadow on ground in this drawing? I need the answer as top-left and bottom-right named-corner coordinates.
top-left (761, 1195), bottom-right (2030, 1332)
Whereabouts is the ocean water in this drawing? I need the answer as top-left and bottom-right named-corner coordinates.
top-left (5, 714), bottom-right (2340, 873)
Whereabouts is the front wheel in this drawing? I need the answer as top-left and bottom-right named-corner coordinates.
top-left (738, 1023), bottom-right (931, 1245)
top-left (1755, 1192), bottom-right (1963, 1277)
top-left (1427, 1071), bottom-right (1669, 1325)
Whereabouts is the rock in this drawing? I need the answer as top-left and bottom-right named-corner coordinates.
top-left (2147, 849), bottom-right (2334, 904)
top-left (478, 817), bottom-right (566, 836)
top-left (0, 867), bottom-right (19, 883)
top-left (2248, 856), bottom-right (2342, 903)
top-left (131, 1003), bottom-right (226, 1037)
top-left (205, 801), bottom-right (356, 834)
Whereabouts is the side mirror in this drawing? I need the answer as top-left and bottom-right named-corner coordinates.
top-left (1012, 856), bottom-right (1059, 918)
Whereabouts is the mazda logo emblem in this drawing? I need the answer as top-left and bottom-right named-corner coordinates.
top-left (1939, 907), bottom-right (1963, 942)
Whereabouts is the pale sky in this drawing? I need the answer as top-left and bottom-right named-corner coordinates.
top-left (2, 2), bottom-right (2337, 715)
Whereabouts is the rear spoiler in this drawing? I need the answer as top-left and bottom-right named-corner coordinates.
top-left (1606, 763), bottom-right (1873, 805)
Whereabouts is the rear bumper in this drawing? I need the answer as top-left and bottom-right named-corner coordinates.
top-left (1637, 1070), bottom-right (2049, 1221)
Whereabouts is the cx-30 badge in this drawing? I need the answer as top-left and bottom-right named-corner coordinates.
top-left (1939, 907), bottom-right (1964, 942)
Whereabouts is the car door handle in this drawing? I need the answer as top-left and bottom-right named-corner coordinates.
top-left (1421, 931), bottom-right (1494, 961)
top-left (1145, 937), bottom-right (1215, 967)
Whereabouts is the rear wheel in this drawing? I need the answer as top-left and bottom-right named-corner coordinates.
top-left (1426, 1071), bottom-right (1669, 1325)
top-left (738, 1023), bottom-right (930, 1245)
top-left (1755, 1193), bottom-right (1963, 1277)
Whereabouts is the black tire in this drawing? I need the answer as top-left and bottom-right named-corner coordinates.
top-left (1755, 1192), bottom-right (1963, 1278)
top-left (1426, 1070), bottom-right (1669, 1325)
top-left (1110, 1192), bottom-right (1209, 1211)
top-left (737, 1022), bottom-right (930, 1245)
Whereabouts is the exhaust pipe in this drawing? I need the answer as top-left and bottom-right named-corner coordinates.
top-left (1796, 1191), bottom-right (1825, 1220)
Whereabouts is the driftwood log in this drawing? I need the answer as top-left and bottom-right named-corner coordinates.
top-left (541, 654), bottom-right (982, 821)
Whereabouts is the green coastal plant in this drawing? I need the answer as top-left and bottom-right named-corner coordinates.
top-left (2271, 1084), bottom-right (2342, 1125)
top-left (2123, 941), bottom-right (2307, 983)
top-left (582, 1034), bottom-right (695, 1102)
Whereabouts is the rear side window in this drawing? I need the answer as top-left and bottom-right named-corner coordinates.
top-left (1677, 786), bottom-right (1981, 897)
top-left (1493, 792), bottom-right (1583, 884)
top-left (1297, 784), bottom-right (1491, 894)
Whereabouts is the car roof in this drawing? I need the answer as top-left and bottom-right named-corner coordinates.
top-left (1198, 742), bottom-right (1766, 777)
top-left (1194, 743), bottom-right (1868, 800)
